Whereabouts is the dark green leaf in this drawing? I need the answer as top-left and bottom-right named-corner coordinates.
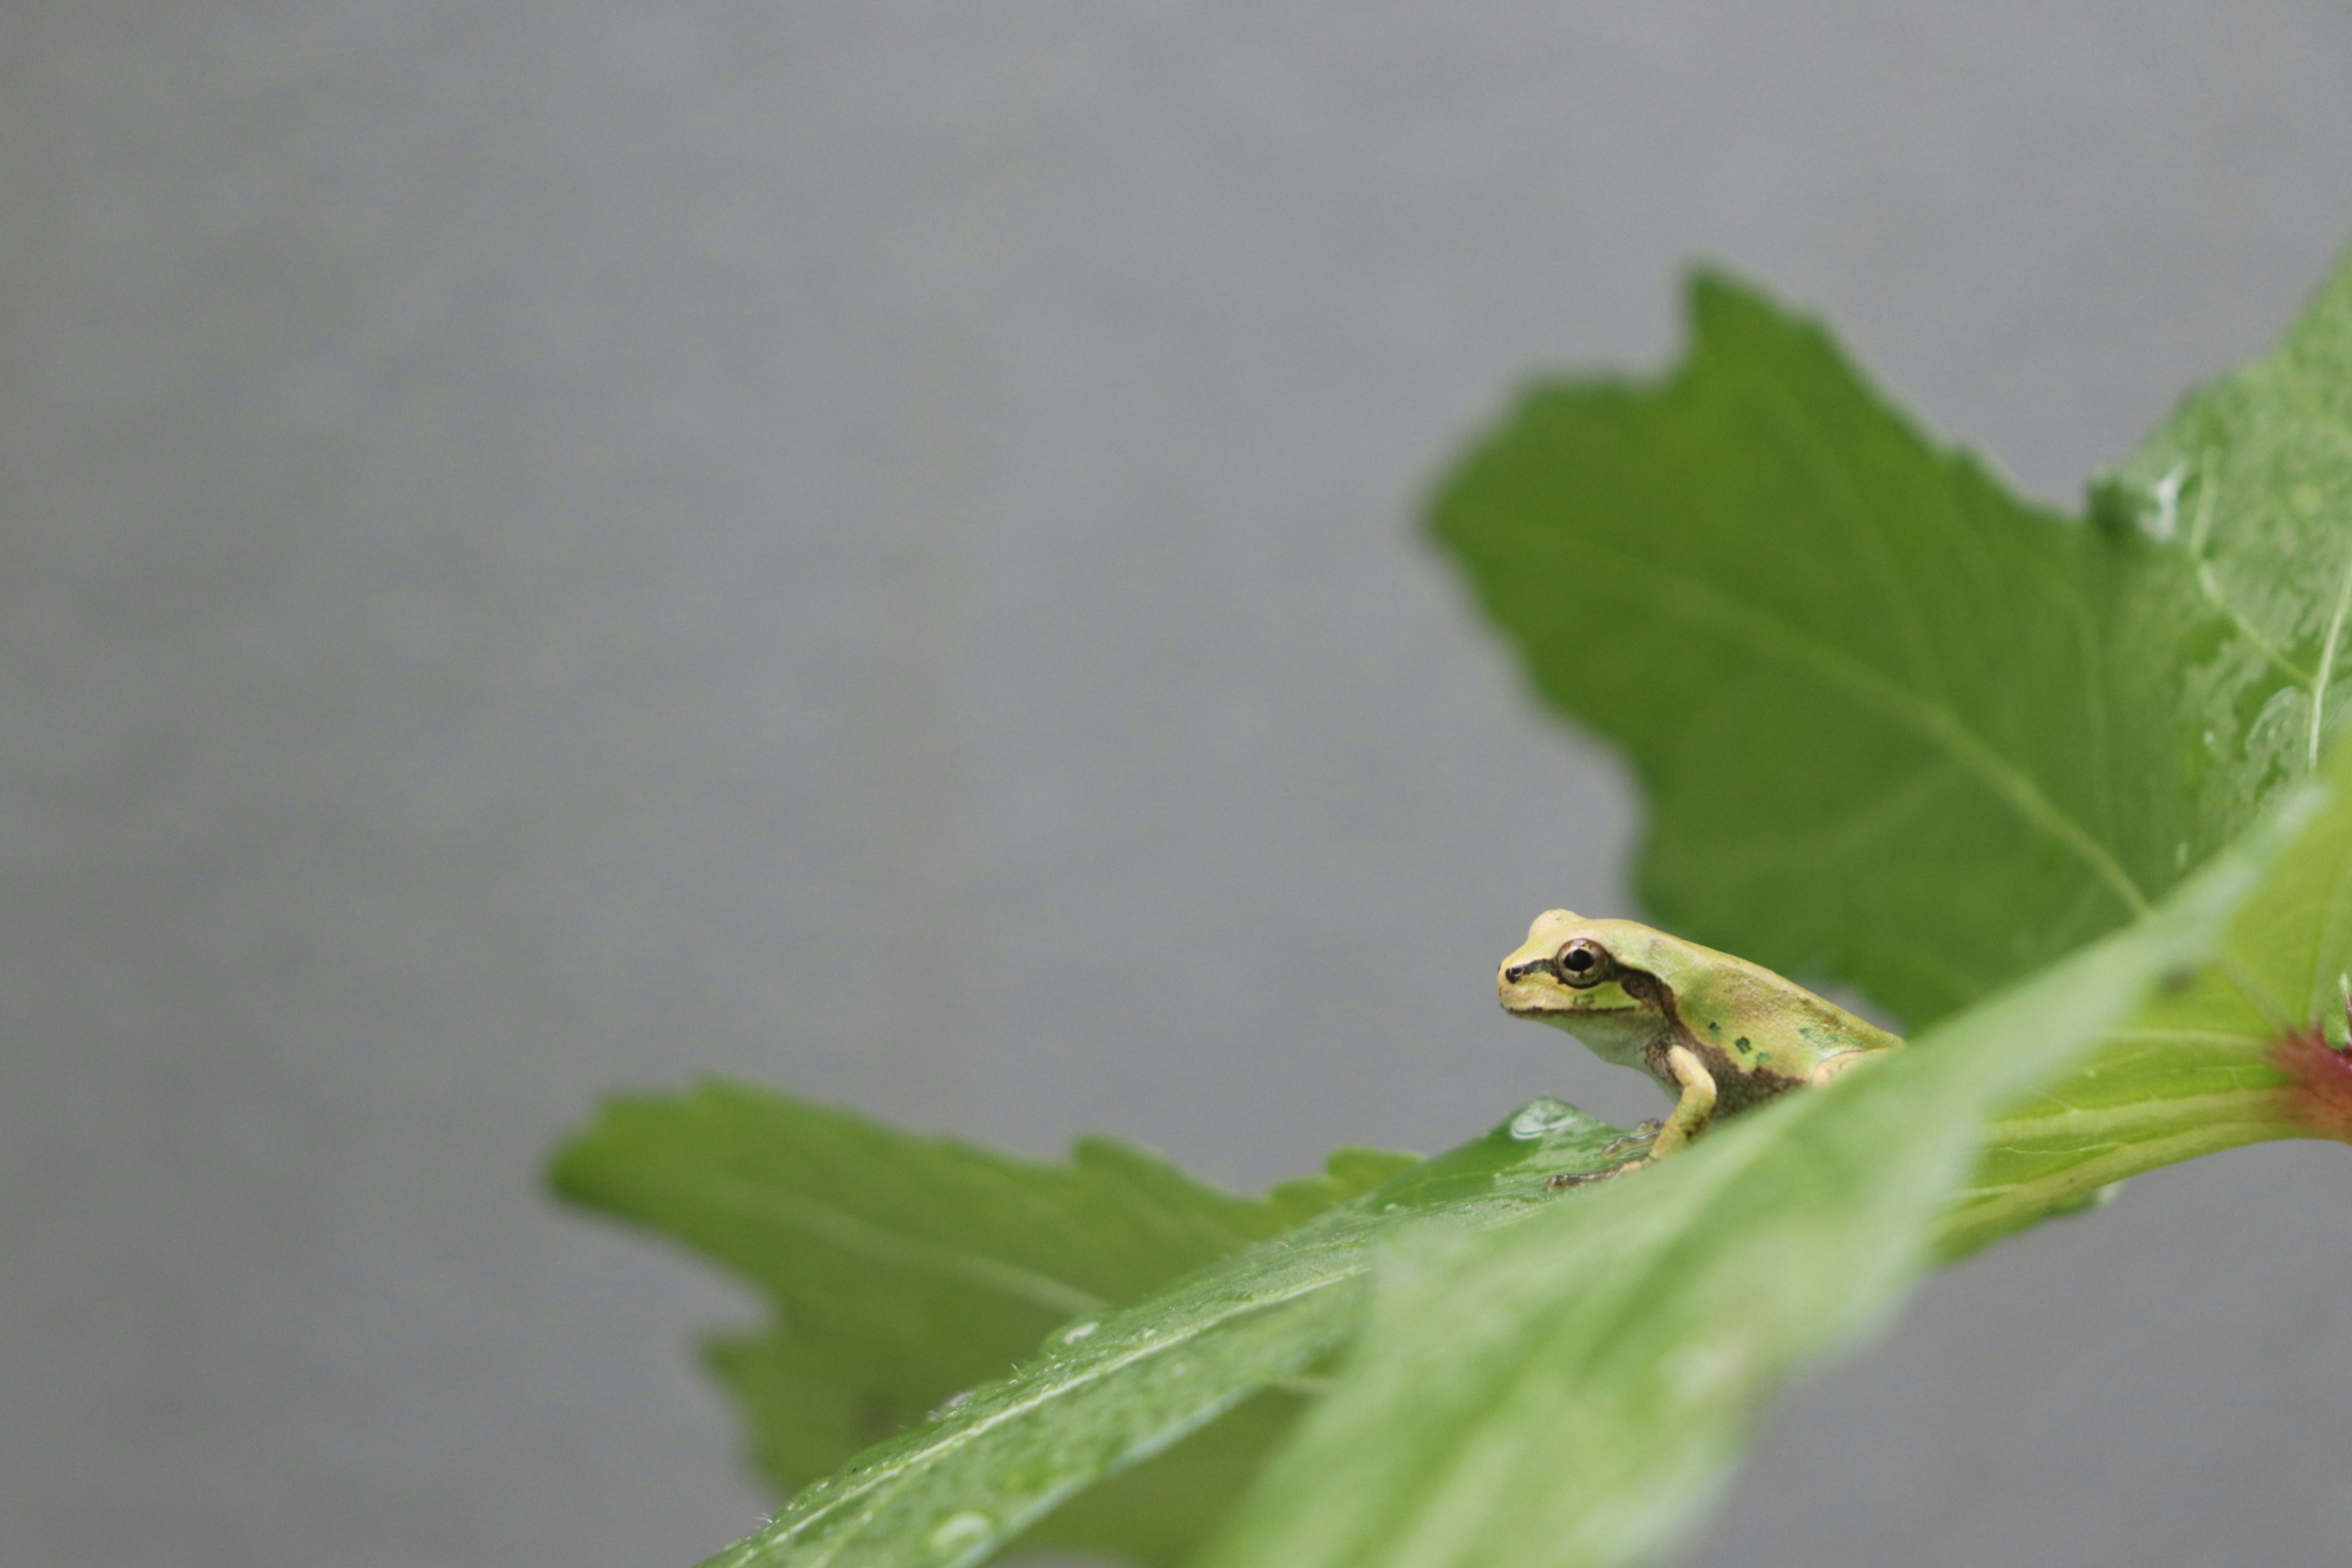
top-left (1431, 273), bottom-right (2150, 1024)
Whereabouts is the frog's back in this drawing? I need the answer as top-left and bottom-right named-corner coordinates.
top-left (1600, 922), bottom-right (1899, 1087)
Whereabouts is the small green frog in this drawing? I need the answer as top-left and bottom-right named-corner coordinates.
top-left (1497, 910), bottom-right (1901, 1178)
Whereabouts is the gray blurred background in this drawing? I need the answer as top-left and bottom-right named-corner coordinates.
top-left (7, 3), bottom-right (2352, 1564)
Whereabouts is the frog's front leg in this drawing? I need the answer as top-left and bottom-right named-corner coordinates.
top-left (1646, 1044), bottom-right (1717, 1159)
top-left (1550, 1046), bottom-right (1717, 1188)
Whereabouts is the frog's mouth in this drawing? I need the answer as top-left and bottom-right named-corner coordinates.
top-left (1503, 1001), bottom-right (1641, 1021)
top-left (1496, 964), bottom-right (1658, 1025)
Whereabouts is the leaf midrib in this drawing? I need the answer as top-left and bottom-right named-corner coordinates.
top-left (674, 1170), bottom-right (1110, 1318)
top-left (2253, 355), bottom-right (2352, 771)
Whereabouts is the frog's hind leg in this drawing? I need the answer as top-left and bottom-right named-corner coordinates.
top-left (1550, 1046), bottom-right (1717, 1188)
top-left (1808, 1049), bottom-right (1873, 1087)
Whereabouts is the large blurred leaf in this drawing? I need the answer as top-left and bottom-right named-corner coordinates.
top-left (549, 1084), bottom-right (1417, 1564)
top-left (685, 1102), bottom-right (1638, 1568)
top-left (1431, 260), bottom-right (2352, 1027)
top-left (1194, 775), bottom-right (2321, 1568)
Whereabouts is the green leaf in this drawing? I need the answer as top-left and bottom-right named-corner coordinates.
top-left (549, 1083), bottom-right (1416, 1565)
top-left (1430, 262), bottom-right (2352, 1028)
top-left (1193, 779), bottom-right (2316, 1568)
top-left (682, 1102), bottom-right (1638, 1568)
top-left (1430, 272), bottom-right (2149, 1025)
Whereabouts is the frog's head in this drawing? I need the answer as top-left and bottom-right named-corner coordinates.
top-left (1495, 909), bottom-right (1679, 1063)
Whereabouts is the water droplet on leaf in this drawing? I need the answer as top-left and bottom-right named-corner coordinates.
top-left (2143, 462), bottom-right (2187, 540)
top-left (929, 1512), bottom-right (993, 1554)
top-left (1508, 1097), bottom-right (1578, 1140)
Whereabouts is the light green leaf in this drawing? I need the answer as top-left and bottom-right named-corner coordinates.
top-left (1194, 779), bottom-right (2317, 1568)
top-left (684, 1102), bottom-right (1636, 1568)
top-left (549, 1083), bottom-right (1416, 1564)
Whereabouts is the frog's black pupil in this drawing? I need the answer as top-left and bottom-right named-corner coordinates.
top-left (1564, 949), bottom-right (1593, 971)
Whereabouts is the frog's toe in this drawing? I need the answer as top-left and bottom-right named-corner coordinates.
top-left (1548, 1155), bottom-right (1652, 1189)
top-left (1600, 1125), bottom-right (1662, 1158)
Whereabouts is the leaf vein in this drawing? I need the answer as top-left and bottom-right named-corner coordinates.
top-left (685, 1173), bottom-right (1109, 1317)
top-left (1600, 546), bottom-right (2149, 914)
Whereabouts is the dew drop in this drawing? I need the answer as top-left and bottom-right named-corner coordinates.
top-left (1508, 1096), bottom-right (1578, 1140)
top-left (929, 1512), bottom-right (993, 1554)
top-left (1061, 1320), bottom-right (1099, 1344)
top-left (2143, 462), bottom-right (2186, 541)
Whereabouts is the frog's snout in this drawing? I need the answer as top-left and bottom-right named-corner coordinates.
top-left (1498, 950), bottom-right (1573, 1017)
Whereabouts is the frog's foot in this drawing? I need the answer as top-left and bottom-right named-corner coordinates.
top-left (1807, 1050), bottom-right (1874, 1087)
top-left (1548, 1155), bottom-right (1652, 1189)
top-left (1600, 1120), bottom-right (1664, 1158)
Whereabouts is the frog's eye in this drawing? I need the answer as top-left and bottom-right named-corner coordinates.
top-left (1554, 939), bottom-right (1613, 989)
